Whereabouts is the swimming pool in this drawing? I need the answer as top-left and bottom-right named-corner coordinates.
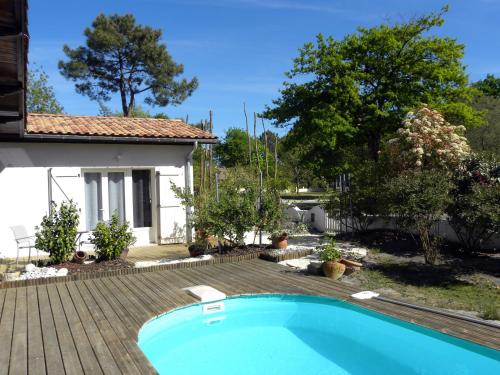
top-left (138, 294), bottom-right (500, 374)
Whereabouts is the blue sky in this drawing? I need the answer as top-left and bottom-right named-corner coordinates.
top-left (29, 0), bottom-right (500, 136)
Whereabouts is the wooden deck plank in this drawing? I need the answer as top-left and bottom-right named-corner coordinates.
top-left (9, 288), bottom-right (27, 375)
top-left (0, 288), bottom-right (16, 375)
top-left (82, 279), bottom-right (157, 375)
top-left (46, 283), bottom-right (85, 375)
top-left (75, 279), bottom-right (143, 375)
top-left (26, 286), bottom-right (46, 375)
top-left (0, 258), bottom-right (498, 374)
top-left (37, 286), bottom-right (65, 375)
top-left (55, 283), bottom-right (104, 375)
top-left (65, 282), bottom-right (123, 375)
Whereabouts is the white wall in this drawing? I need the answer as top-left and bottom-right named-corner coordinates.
top-left (0, 142), bottom-right (193, 258)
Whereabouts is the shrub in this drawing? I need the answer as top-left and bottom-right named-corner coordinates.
top-left (257, 186), bottom-right (284, 235)
top-left (319, 239), bottom-right (342, 262)
top-left (325, 161), bottom-right (388, 232)
top-left (90, 213), bottom-right (135, 261)
top-left (35, 201), bottom-right (79, 264)
top-left (447, 154), bottom-right (500, 251)
top-left (385, 170), bottom-right (452, 264)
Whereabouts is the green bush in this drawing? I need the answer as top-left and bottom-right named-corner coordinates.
top-left (385, 170), bottom-right (452, 264)
top-left (35, 201), bottom-right (79, 264)
top-left (90, 214), bottom-right (135, 261)
top-left (447, 154), bottom-right (500, 251)
top-left (325, 161), bottom-right (388, 232)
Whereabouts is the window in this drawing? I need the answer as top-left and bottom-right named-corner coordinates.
top-left (108, 172), bottom-right (125, 222)
top-left (132, 170), bottom-right (152, 228)
top-left (84, 172), bottom-right (103, 230)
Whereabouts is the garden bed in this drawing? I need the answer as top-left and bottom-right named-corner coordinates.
top-left (53, 258), bottom-right (135, 274)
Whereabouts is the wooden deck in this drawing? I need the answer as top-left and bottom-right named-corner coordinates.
top-left (0, 259), bottom-right (498, 374)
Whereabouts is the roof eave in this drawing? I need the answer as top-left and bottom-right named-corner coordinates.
top-left (13, 133), bottom-right (218, 145)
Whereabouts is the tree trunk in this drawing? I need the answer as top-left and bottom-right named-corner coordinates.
top-left (244, 103), bottom-right (252, 165)
top-left (367, 131), bottom-right (381, 161)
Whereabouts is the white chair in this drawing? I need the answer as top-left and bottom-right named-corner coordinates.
top-left (10, 225), bottom-right (37, 267)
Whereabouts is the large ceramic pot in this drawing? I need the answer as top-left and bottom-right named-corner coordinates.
top-left (72, 251), bottom-right (86, 264)
top-left (271, 233), bottom-right (288, 249)
top-left (322, 261), bottom-right (346, 280)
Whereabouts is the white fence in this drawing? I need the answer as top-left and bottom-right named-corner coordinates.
top-left (285, 204), bottom-right (499, 249)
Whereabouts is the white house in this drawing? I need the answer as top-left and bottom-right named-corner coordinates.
top-left (0, 113), bottom-right (217, 258)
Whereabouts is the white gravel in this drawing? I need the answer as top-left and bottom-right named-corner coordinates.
top-left (16, 264), bottom-right (69, 280)
top-left (135, 254), bottom-right (213, 268)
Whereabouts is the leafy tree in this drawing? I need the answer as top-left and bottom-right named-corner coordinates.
top-left (97, 100), bottom-right (169, 118)
top-left (266, 7), bottom-right (481, 177)
top-left (214, 128), bottom-right (252, 167)
top-left (59, 13), bottom-right (197, 116)
top-left (467, 95), bottom-right (500, 156)
top-left (27, 67), bottom-right (64, 114)
top-left (473, 74), bottom-right (500, 98)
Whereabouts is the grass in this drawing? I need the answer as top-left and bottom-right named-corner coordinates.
top-left (355, 266), bottom-right (500, 320)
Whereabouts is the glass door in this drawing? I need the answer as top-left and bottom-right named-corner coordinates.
top-left (132, 170), bottom-right (152, 228)
top-left (84, 172), bottom-right (103, 230)
top-left (108, 172), bottom-right (126, 222)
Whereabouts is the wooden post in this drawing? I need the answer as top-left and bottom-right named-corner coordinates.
top-left (208, 111), bottom-right (213, 191)
top-left (274, 134), bottom-right (278, 179)
top-left (200, 121), bottom-right (206, 192)
top-left (244, 103), bottom-right (252, 165)
top-left (253, 112), bottom-right (261, 174)
top-left (261, 117), bottom-right (269, 179)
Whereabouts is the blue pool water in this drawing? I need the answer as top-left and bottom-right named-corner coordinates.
top-left (138, 295), bottom-right (500, 374)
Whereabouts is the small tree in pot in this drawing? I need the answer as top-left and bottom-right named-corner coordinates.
top-left (319, 239), bottom-right (345, 279)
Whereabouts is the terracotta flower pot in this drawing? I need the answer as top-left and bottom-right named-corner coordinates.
top-left (322, 261), bottom-right (346, 280)
top-left (72, 251), bottom-right (86, 264)
top-left (188, 244), bottom-right (205, 257)
top-left (340, 259), bottom-right (363, 268)
top-left (340, 259), bottom-right (362, 276)
top-left (120, 248), bottom-right (129, 259)
top-left (271, 233), bottom-right (288, 249)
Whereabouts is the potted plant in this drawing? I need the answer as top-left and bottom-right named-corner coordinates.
top-left (319, 240), bottom-right (345, 280)
top-left (269, 231), bottom-right (288, 249)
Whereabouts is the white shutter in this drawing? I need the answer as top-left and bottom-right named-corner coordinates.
top-left (156, 170), bottom-right (186, 244)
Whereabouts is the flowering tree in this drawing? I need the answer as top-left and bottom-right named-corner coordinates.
top-left (387, 106), bottom-right (470, 171)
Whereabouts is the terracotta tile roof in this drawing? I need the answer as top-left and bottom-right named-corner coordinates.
top-left (26, 113), bottom-right (217, 141)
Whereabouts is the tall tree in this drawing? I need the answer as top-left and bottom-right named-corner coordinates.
top-left (265, 7), bottom-right (481, 174)
top-left (472, 74), bottom-right (500, 98)
top-left (467, 95), bottom-right (500, 156)
top-left (27, 66), bottom-right (64, 114)
top-left (59, 14), bottom-right (197, 117)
